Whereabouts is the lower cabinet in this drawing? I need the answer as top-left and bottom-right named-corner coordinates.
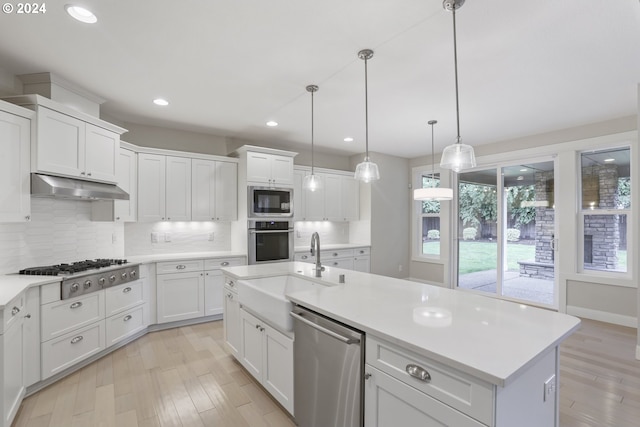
top-left (156, 270), bottom-right (205, 323)
top-left (223, 277), bottom-right (241, 358)
top-left (295, 246), bottom-right (370, 273)
top-left (239, 309), bottom-right (294, 415)
top-left (41, 321), bottom-right (106, 379)
top-left (1, 294), bottom-right (26, 427)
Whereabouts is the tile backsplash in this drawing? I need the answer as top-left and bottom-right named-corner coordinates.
top-left (0, 198), bottom-right (124, 275)
top-left (293, 221), bottom-right (349, 247)
top-left (124, 221), bottom-right (231, 255)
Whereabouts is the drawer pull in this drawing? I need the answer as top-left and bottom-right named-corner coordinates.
top-left (123, 315), bottom-right (133, 322)
top-left (406, 364), bottom-right (431, 382)
top-left (333, 252), bottom-right (338, 257)
top-left (176, 264), bottom-right (186, 270)
top-left (11, 306), bottom-right (20, 316)
top-left (70, 336), bottom-right (84, 344)
top-left (123, 287), bottom-right (132, 293)
top-left (70, 301), bottom-right (83, 309)
top-left (221, 261), bottom-right (229, 266)
top-left (227, 280), bottom-right (235, 288)
top-left (227, 293), bottom-right (233, 300)
top-left (333, 262), bottom-right (338, 266)
top-left (301, 255), bottom-right (308, 259)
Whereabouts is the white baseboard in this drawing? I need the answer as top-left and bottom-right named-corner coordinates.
top-left (566, 305), bottom-right (637, 328)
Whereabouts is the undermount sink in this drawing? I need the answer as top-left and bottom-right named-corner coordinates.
top-left (237, 275), bottom-right (324, 332)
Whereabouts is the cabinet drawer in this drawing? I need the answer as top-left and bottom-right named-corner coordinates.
top-left (354, 247), bottom-right (371, 256)
top-left (106, 305), bottom-right (147, 346)
top-left (41, 320), bottom-right (106, 379)
top-left (105, 280), bottom-right (144, 317)
top-left (156, 259), bottom-right (204, 274)
top-left (204, 257), bottom-right (244, 270)
top-left (224, 275), bottom-right (238, 291)
top-left (367, 337), bottom-right (494, 425)
top-left (3, 292), bottom-right (25, 333)
top-left (324, 258), bottom-right (354, 270)
top-left (321, 249), bottom-right (355, 260)
top-left (41, 292), bottom-right (104, 342)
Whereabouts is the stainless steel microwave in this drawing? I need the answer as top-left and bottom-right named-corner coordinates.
top-left (248, 186), bottom-right (293, 218)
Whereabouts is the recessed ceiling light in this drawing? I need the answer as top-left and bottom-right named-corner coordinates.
top-left (65, 5), bottom-right (97, 23)
top-left (604, 158), bottom-right (615, 162)
top-left (153, 98), bottom-right (169, 106)
top-left (343, 137), bottom-right (354, 142)
top-left (517, 176), bottom-right (524, 181)
top-left (266, 121), bottom-right (278, 127)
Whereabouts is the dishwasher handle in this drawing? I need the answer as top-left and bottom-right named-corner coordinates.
top-left (290, 311), bottom-right (361, 345)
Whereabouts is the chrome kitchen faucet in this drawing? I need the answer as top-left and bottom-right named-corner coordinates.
top-left (310, 232), bottom-right (325, 277)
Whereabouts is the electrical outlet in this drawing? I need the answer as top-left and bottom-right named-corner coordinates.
top-left (208, 232), bottom-right (215, 241)
top-left (165, 233), bottom-right (172, 242)
top-left (543, 374), bottom-right (556, 402)
top-left (151, 232), bottom-right (159, 243)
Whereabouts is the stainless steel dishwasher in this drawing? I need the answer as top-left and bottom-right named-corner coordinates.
top-left (291, 305), bottom-right (364, 427)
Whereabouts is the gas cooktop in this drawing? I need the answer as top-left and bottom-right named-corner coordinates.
top-left (19, 259), bottom-right (129, 276)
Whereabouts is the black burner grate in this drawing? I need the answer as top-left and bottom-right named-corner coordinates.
top-left (19, 259), bottom-right (128, 276)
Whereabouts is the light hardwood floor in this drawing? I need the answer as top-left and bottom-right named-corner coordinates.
top-left (11, 318), bottom-right (640, 427)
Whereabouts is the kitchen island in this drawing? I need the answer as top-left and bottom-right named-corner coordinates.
top-left (221, 261), bottom-right (580, 427)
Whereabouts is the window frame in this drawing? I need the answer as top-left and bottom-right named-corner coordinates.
top-left (411, 166), bottom-right (449, 264)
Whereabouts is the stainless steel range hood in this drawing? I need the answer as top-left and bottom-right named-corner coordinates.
top-left (31, 173), bottom-right (129, 201)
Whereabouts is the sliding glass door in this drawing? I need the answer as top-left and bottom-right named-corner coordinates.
top-left (456, 160), bottom-right (557, 307)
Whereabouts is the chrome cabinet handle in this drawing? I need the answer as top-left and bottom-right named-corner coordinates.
top-left (301, 255), bottom-right (308, 259)
top-left (333, 252), bottom-right (338, 257)
top-left (406, 364), bottom-right (431, 382)
top-left (87, 172), bottom-right (92, 176)
top-left (176, 264), bottom-right (186, 270)
top-left (227, 293), bottom-right (233, 299)
top-left (226, 280), bottom-right (235, 288)
top-left (333, 262), bottom-right (338, 266)
top-left (70, 336), bottom-right (84, 344)
top-left (123, 287), bottom-right (132, 293)
top-left (221, 261), bottom-right (229, 266)
top-left (25, 215), bottom-right (30, 221)
top-left (24, 314), bottom-right (31, 319)
top-left (123, 315), bottom-right (133, 322)
top-left (11, 306), bottom-right (20, 316)
top-left (364, 372), bottom-right (372, 380)
top-left (70, 301), bottom-right (83, 309)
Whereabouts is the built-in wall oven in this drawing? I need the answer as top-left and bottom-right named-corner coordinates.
top-left (248, 186), bottom-right (293, 218)
top-left (248, 219), bottom-right (294, 264)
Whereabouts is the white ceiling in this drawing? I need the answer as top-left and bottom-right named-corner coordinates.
top-left (1, 0), bottom-right (639, 158)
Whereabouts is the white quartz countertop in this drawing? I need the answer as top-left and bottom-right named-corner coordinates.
top-left (221, 262), bottom-right (580, 387)
top-left (294, 243), bottom-right (369, 252)
top-left (0, 251), bottom-right (245, 309)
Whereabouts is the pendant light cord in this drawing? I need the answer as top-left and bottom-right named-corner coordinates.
top-left (311, 89), bottom-right (315, 175)
top-left (452, 6), bottom-right (461, 144)
top-left (431, 122), bottom-right (435, 179)
top-left (364, 56), bottom-right (370, 158)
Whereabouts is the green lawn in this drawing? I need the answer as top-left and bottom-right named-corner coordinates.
top-left (423, 241), bottom-right (627, 274)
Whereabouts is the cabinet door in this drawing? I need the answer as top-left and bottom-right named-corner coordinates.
top-left (165, 156), bottom-right (192, 221)
top-left (239, 309), bottom-right (264, 380)
top-left (263, 324), bottom-right (294, 414)
top-left (114, 148), bottom-right (137, 222)
top-left (304, 173), bottom-right (325, 221)
top-left (3, 316), bottom-right (25, 425)
top-left (215, 161), bottom-right (238, 221)
top-left (23, 287), bottom-right (41, 387)
top-left (246, 152), bottom-right (273, 184)
top-left (137, 153), bottom-right (166, 221)
top-left (270, 156), bottom-right (294, 186)
top-left (341, 176), bottom-right (360, 221)
top-left (0, 110), bottom-right (30, 222)
top-left (36, 106), bottom-right (85, 178)
top-left (84, 123), bottom-right (118, 183)
top-left (204, 270), bottom-right (224, 316)
top-left (192, 159), bottom-right (215, 221)
top-left (324, 174), bottom-right (342, 221)
top-left (354, 256), bottom-right (371, 273)
top-left (156, 272), bottom-right (204, 323)
top-left (364, 366), bottom-right (484, 427)
top-left (293, 169), bottom-right (305, 221)
top-left (223, 288), bottom-right (241, 357)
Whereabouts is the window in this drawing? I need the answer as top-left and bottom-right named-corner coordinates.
top-left (579, 147), bottom-right (631, 274)
top-left (417, 173), bottom-right (442, 257)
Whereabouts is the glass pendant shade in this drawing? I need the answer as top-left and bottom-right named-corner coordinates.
top-left (354, 157), bottom-right (380, 183)
top-left (413, 187), bottom-right (453, 201)
top-left (439, 141), bottom-right (476, 173)
top-left (302, 173), bottom-right (322, 192)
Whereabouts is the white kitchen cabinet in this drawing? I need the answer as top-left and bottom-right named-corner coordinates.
top-left (1, 294), bottom-right (26, 427)
top-left (35, 107), bottom-right (119, 183)
top-left (91, 147), bottom-right (138, 222)
top-left (105, 305), bottom-right (147, 347)
top-left (341, 175), bottom-right (360, 221)
top-left (239, 309), bottom-right (294, 414)
top-left (295, 168), bottom-right (359, 221)
top-left (353, 247), bottom-right (371, 273)
top-left (295, 247), bottom-right (370, 273)
top-left (364, 366), bottom-right (484, 427)
top-left (204, 270), bottom-right (224, 316)
top-left (192, 159), bottom-right (238, 221)
top-left (293, 169), bottom-right (305, 221)
top-left (156, 270), bottom-right (205, 323)
top-left (247, 152), bottom-right (294, 186)
top-left (138, 154), bottom-right (191, 221)
top-left (223, 276), bottom-right (241, 358)
top-left (23, 287), bottom-right (41, 387)
top-left (137, 153), bottom-right (166, 221)
top-left (0, 106), bottom-right (31, 223)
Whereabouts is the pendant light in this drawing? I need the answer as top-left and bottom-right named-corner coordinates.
top-left (439, 0), bottom-right (476, 173)
top-left (302, 84), bottom-right (322, 192)
top-left (414, 120), bottom-right (453, 200)
top-left (354, 49), bottom-right (380, 183)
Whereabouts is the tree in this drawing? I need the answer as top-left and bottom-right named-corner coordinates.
top-left (458, 183), bottom-right (497, 228)
top-left (506, 185), bottom-right (536, 227)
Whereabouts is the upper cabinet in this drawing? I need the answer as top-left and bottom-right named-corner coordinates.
top-left (91, 146), bottom-right (138, 222)
top-left (3, 95), bottom-right (127, 184)
top-left (247, 152), bottom-right (294, 187)
top-left (0, 102), bottom-right (32, 223)
top-left (295, 168), bottom-right (359, 222)
top-left (192, 159), bottom-right (238, 221)
top-left (138, 154), bottom-right (191, 222)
